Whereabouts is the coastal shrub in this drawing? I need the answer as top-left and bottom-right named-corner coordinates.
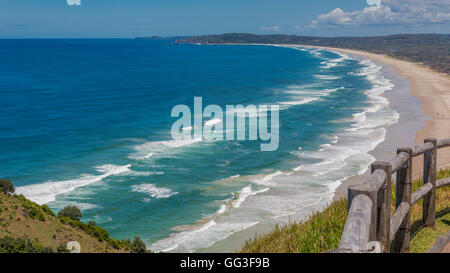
top-left (108, 238), bottom-right (123, 249)
top-left (0, 236), bottom-right (54, 253)
top-left (60, 216), bottom-right (132, 250)
top-left (0, 179), bottom-right (15, 194)
top-left (60, 217), bottom-right (111, 243)
top-left (57, 244), bottom-right (70, 253)
top-left (58, 205), bottom-right (82, 221)
top-left (121, 238), bottom-right (132, 249)
top-left (41, 205), bottom-right (56, 217)
top-left (131, 236), bottom-right (147, 253)
top-left (15, 195), bottom-right (46, 221)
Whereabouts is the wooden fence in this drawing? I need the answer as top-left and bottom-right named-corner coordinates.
top-left (333, 138), bottom-right (450, 253)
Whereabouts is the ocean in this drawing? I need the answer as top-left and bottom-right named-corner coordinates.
top-left (0, 39), bottom-right (399, 252)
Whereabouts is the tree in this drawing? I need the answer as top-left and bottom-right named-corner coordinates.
top-left (131, 236), bottom-right (147, 253)
top-left (58, 205), bottom-right (82, 221)
top-left (0, 179), bottom-right (15, 194)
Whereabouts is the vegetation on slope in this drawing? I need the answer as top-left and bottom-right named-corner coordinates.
top-left (409, 169), bottom-right (450, 253)
top-left (241, 169), bottom-right (450, 253)
top-left (176, 33), bottom-right (450, 74)
top-left (0, 179), bottom-right (148, 253)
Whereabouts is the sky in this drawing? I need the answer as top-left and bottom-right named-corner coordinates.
top-left (0, 0), bottom-right (449, 38)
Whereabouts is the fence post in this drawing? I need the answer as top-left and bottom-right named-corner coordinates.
top-left (423, 138), bottom-right (437, 227)
top-left (395, 147), bottom-right (412, 253)
top-left (371, 162), bottom-right (392, 253)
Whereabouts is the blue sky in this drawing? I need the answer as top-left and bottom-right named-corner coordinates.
top-left (0, 0), bottom-right (449, 38)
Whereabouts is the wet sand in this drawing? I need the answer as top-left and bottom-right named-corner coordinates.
top-left (301, 46), bottom-right (450, 200)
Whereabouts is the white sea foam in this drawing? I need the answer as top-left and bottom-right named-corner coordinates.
top-left (314, 75), bottom-right (342, 80)
top-left (250, 171), bottom-right (283, 187)
top-left (344, 58), bottom-right (399, 133)
top-left (309, 49), bottom-right (323, 57)
top-left (150, 181), bottom-right (270, 253)
top-left (320, 51), bottom-right (354, 69)
top-left (279, 85), bottom-right (344, 110)
top-left (232, 186), bottom-right (270, 208)
top-left (16, 164), bottom-right (132, 205)
top-left (153, 48), bottom-right (401, 253)
top-left (320, 55), bottom-right (348, 69)
top-left (128, 153), bottom-right (154, 160)
top-left (131, 184), bottom-right (178, 199)
top-left (151, 219), bottom-right (259, 253)
top-left (331, 136), bottom-right (339, 143)
top-left (289, 56), bottom-right (398, 198)
top-left (122, 170), bottom-right (164, 176)
top-left (284, 86), bottom-right (344, 96)
top-left (216, 204), bottom-right (227, 214)
top-left (321, 61), bottom-right (338, 69)
top-left (129, 137), bottom-right (203, 160)
top-left (278, 97), bottom-right (320, 109)
top-left (51, 201), bottom-right (99, 211)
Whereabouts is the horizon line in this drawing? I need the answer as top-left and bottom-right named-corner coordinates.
top-left (1, 32), bottom-right (450, 40)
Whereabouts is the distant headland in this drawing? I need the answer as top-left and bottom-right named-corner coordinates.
top-left (154, 33), bottom-right (450, 74)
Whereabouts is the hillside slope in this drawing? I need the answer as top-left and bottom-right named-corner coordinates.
top-left (0, 191), bottom-right (131, 253)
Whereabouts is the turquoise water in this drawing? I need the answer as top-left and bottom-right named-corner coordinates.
top-left (0, 39), bottom-right (398, 252)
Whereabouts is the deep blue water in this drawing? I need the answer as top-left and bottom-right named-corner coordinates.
top-left (0, 39), bottom-right (398, 252)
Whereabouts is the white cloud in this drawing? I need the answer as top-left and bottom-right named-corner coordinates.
top-left (67, 0), bottom-right (81, 6)
top-left (310, 0), bottom-right (450, 27)
top-left (260, 26), bottom-right (280, 32)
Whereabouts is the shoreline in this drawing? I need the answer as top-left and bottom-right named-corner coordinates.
top-left (297, 45), bottom-right (450, 200)
top-left (199, 43), bottom-right (449, 252)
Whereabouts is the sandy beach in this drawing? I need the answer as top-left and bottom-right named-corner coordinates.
top-left (299, 46), bottom-right (450, 199)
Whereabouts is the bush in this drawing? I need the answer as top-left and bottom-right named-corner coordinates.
top-left (0, 236), bottom-right (54, 253)
top-left (121, 238), bottom-right (132, 249)
top-left (0, 179), bottom-right (15, 194)
top-left (60, 217), bottom-right (111, 243)
top-left (131, 236), bottom-right (147, 253)
top-left (58, 205), bottom-right (82, 221)
top-left (41, 205), bottom-right (56, 217)
top-left (57, 244), bottom-right (70, 253)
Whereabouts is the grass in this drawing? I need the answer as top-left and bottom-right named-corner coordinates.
top-left (241, 199), bottom-right (347, 253)
top-left (409, 169), bottom-right (450, 253)
top-left (241, 169), bottom-right (450, 253)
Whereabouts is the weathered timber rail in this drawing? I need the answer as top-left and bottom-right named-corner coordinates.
top-left (333, 138), bottom-right (450, 253)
